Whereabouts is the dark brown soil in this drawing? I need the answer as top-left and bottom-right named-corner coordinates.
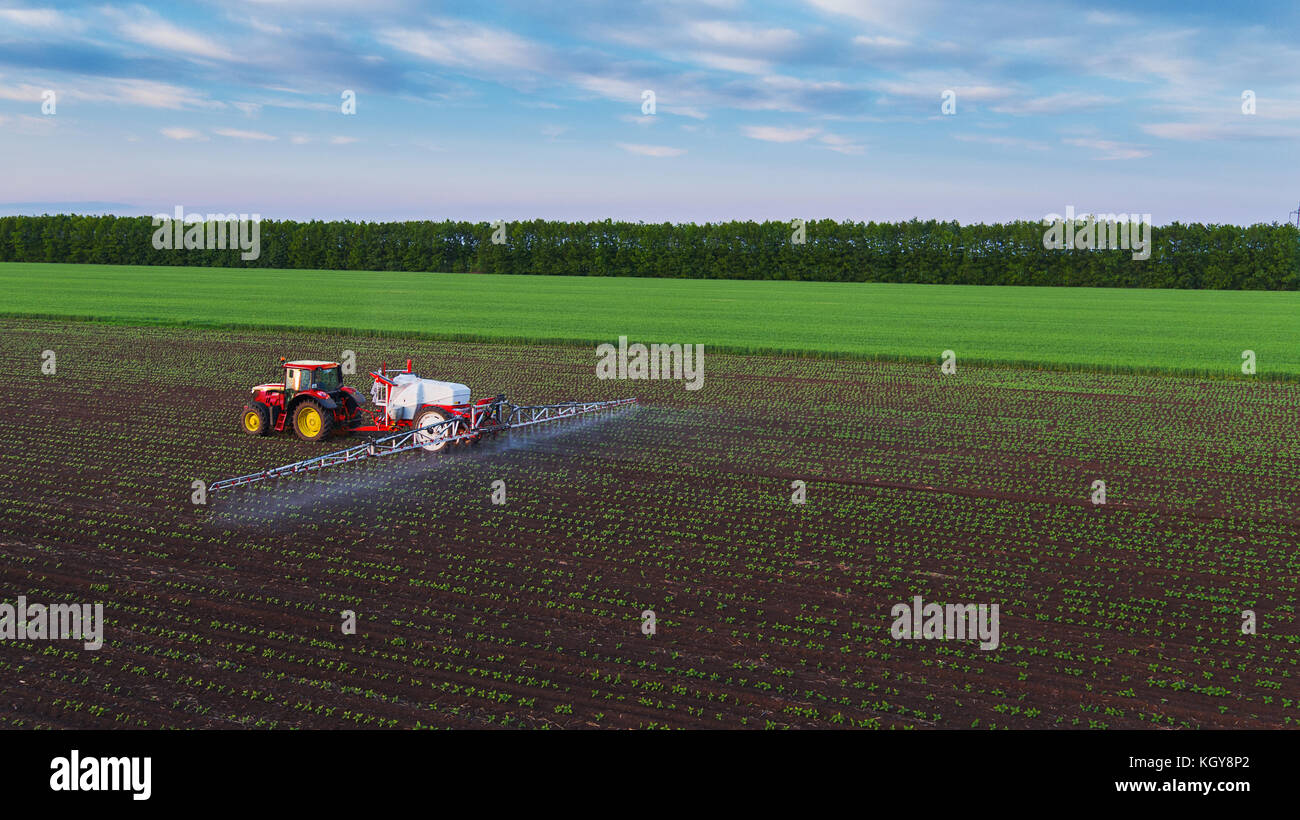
top-left (0, 319), bottom-right (1296, 730)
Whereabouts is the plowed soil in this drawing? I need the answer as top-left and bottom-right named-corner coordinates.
top-left (0, 319), bottom-right (1296, 729)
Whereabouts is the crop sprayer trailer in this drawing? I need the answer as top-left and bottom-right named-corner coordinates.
top-left (210, 358), bottom-right (636, 494)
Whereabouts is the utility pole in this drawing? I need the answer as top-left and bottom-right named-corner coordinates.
top-left (1291, 202), bottom-right (1300, 228)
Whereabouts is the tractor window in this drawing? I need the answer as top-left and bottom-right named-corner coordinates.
top-left (313, 368), bottom-right (342, 391)
top-left (286, 369), bottom-right (304, 391)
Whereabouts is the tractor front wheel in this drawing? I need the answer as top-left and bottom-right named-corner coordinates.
top-left (242, 403), bottom-right (270, 436)
top-left (293, 400), bottom-right (333, 442)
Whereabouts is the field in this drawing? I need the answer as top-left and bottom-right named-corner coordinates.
top-left (2, 317), bottom-right (1296, 729)
top-left (2, 262), bottom-right (1299, 377)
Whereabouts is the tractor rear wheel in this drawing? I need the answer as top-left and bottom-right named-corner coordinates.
top-left (242, 403), bottom-right (270, 436)
top-left (413, 408), bottom-right (451, 452)
top-left (293, 399), bottom-right (333, 442)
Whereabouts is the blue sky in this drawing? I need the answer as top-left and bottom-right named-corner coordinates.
top-left (1, 0), bottom-right (1299, 224)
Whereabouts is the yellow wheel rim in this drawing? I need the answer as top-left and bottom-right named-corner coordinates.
top-left (299, 407), bottom-right (322, 436)
top-left (244, 411), bottom-right (260, 432)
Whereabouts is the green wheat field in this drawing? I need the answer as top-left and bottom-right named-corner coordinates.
top-left (3, 262), bottom-right (1296, 377)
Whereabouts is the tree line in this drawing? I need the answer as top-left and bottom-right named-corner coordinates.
top-left (1, 214), bottom-right (1296, 289)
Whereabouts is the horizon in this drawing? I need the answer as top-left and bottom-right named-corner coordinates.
top-left (2, 211), bottom-right (1291, 229)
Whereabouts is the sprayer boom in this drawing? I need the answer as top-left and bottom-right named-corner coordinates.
top-left (210, 397), bottom-right (636, 494)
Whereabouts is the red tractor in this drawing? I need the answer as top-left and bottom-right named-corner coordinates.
top-left (241, 358), bottom-right (363, 441)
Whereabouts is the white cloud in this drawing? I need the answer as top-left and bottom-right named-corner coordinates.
top-left (246, 17), bottom-right (285, 36)
top-left (290, 135), bottom-right (310, 144)
top-left (818, 132), bottom-right (865, 154)
top-left (379, 20), bottom-right (550, 73)
top-left (853, 35), bottom-right (909, 49)
top-left (685, 20), bottom-right (799, 50)
top-left (692, 53), bottom-right (769, 75)
top-left (0, 8), bottom-right (64, 28)
top-left (572, 74), bottom-right (644, 103)
top-left (160, 127), bottom-right (206, 141)
top-left (742, 124), bottom-right (820, 142)
top-left (1063, 137), bottom-right (1149, 160)
top-left (330, 135), bottom-right (358, 144)
top-left (118, 15), bottom-right (234, 61)
top-left (1084, 10), bottom-right (1139, 26)
top-left (991, 93), bottom-right (1117, 115)
top-left (1071, 29), bottom-right (1203, 91)
top-left (0, 77), bottom-right (219, 110)
top-left (806, 0), bottom-right (933, 30)
top-left (873, 79), bottom-right (1014, 103)
top-left (214, 127), bottom-right (276, 141)
top-left (664, 105), bottom-right (707, 120)
top-left (244, 97), bottom-right (335, 113)
top-left (111, 79), bottom-right (220, 109)
top-left (0, 82), bottom-right (45, 103)
top-left (616, 142), bottom-right (686, 157)
top-left (1141, 120), bottom-right (1300, 141)
top-left (954, 133), bottom-right (1048, 150)
top-left (1141, 122), bottom-right (1226, 141)
top-left (761, 74), bottom-right (850, 93)
top-left (385, 19), bottom-right (852, 118)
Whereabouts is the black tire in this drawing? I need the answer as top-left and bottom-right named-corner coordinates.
top-left (413, 408), bottom-right (451, 452)
top-left (242, 402), bottom-right (270, 436)
top-left (292, 399), bottom-right (334, 442)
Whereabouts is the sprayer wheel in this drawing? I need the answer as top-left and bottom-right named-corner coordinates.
top-left (413, 408), bottom-right (451, 452)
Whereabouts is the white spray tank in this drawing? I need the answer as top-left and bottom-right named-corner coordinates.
top-left (386, 373), bottom-right (470, 419)
top-left (371, 360), bottom-right (470, 421)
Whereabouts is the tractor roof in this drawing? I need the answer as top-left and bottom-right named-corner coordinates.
top-left (285, 360), bottom-right (339, 369)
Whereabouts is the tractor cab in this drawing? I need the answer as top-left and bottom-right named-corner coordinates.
top-left (284, 360), bottom-right (344, 396)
